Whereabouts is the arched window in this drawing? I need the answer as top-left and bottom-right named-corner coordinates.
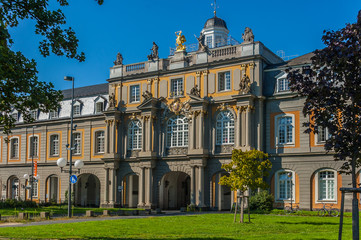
top-left (318, 170), bottom-right (336, 201)
top-left (167, 115), bottom-right (188, 147)
top-left (95, 131), bottom-right (105, 154)
top-left (128, 120), bottom-right (142, 150)
top-left (276, 115), bottom-right (294, 145)
top-left (216, 111), bottom-right (235, 145)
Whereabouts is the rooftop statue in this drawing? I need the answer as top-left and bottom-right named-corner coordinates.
top-left (175, 30), bottom-right (186, 51)
top-left (113, 52), bottom-right (123, 65)
top-left (242, 27), bottom-right (254, 44)
top-left (147, 42), bottom-right (159, 60)
top-left (190, 85), bottom-right (201, 98)
top-left (108, 92), bottom-right (117, 108)
top-left (195, 33), bottom-right (207, 52)
top-left (142, 90), bottom-right (153, 100)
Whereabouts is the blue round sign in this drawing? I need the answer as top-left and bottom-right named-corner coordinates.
top-left (70, 175), bottom-right (78, 184)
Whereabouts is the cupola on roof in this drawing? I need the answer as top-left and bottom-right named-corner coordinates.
top-left (203, 16), bottom-right (228, 30)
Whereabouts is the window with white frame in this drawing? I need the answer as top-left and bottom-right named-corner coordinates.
top-left (11, 112), bottom-right (18, 122)
top-left (316, 127), bottom-right (330, 144)
top-left (128, 120), bottom-right (142, 150)
top-left (277, 171), bottom-right (295, 200)
top-left (216, 111), bottom-right (235, 145)
top-left (276, 115), bottom-right (294, 145)
top-left (170, 78), bottom-right (184, 97)
top-left (130, 85), bottom-right (140, 103)
top-left (167, 115), bottom-right (188, 147)
top-left (32, 181), bottom-right (38, 198)
top-left (10, 138), bottom-right (19, 159)
top-left (277, 78), bottom-right (290, 92)
top-left (206, 36), bottom-right (212, 48)
top-left (218, 71), bottom-right (231, 91)
top-left (95, 102), bottom-right (104, 113)
top-left (50, 134), bottom-right (59, 156)
top-left (72, 133), bottom-right (81, 155)
top-left (95, 131), bottom-right (105, 154)
top-left (29, 135), bottom-right (39, 158)
top-left (30, 110), bottom-right (38, 120)
top-left (73, 104), bottom-right (81, 116)
top-left (49, 109), bottom-right (59, 119)
top-left (318, 170), bottom-right (336, 201)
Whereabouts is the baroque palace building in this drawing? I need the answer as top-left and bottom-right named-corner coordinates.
top-left (0, 14), bottom-right (354, 210)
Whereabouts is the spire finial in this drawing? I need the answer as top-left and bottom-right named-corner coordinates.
top-left (211, 0), bottom-right (218, 17)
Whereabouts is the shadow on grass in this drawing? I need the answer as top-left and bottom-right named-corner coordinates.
top-left (276, 221), bottom-right (340, 226)
top-left (87, 238), bottom-right (233, 240)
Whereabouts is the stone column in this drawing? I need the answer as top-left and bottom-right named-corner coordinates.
top-left (257, 100), bottom-right (263, 150)
top-left (108, 168), bottom-right (115, 205)
top-left (103, 168), bottom-right (109, 206)
top-left (198, 111), bottom-right (204, 149)
top-left (190, 114), bottom-right (195, 150)
top-left (117, 83), bottom-right (122, 107)
top-left (196, 71), bottom-right (201, 94)
top-left (236, 107), bottom-right (242, 147)
top-left (197, 166), bottom-right (205, 208)
top-left (148, 116), bottom-right (154, 152)
top-left (105, 121), bottom-right (110, 154)
top-left (142, 118), bottom-right (146, 152)
top-left (154, 78), bottom-right (159, 98)
top-left (217, 173), bottom-right (223, 210)
top-left (128, 175), bottom-right (133, 207)
top-left (190, 166), bottom-right (196, 205)
top-left (203, 70), bottom-right (208, 97)
top-left (145, 167), bottom-right (153, 208)
top-left (110, 121), bottom-right (117, 154)
top-left (245, 107), bottom-right (250, 147)
top-left (138, 167), bottom-right (145, 207)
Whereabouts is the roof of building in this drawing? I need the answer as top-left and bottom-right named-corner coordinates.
top-left (203, 16), bottom-right (228, 30)
top-left (265, 52), bottom-right (314, 70)
top-left (62, 83), bottom-right (108, 99)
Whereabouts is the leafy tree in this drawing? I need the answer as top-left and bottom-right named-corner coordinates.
top-left (287, 10), bottom-right (361, 239)
top-left (0, 0), bottom-right (103, 135)
top-left (219, 149), bottom-right (272, 223)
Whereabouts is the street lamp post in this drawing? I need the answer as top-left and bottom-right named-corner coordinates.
top-left (30, 125), bottom-right (36, 202)
top-left (61, 76), bottom-right (79, 218)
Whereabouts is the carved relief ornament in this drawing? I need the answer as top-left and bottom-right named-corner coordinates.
top-left (168, 98), bottom-right (191, 115)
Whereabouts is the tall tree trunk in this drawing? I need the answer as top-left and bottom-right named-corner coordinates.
top-left (233, 201), bottom-right (238, 223)
top-left (240, 192), bottom-right (244, 223)
top-left (351, 155), bottom-right (359, 240)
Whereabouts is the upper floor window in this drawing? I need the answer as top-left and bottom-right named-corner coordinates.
top-left (11, 112), bottom-right (18, 122)
top-left (167, 115), bottom-right (188, 147)
top-left (49, 109), bottom-right (59, 119)
top-left (276, 171), bottom-right (295, 200)
top-left (130, 85), bottom-right (140, 103)
top-left (277, 78), bottom-right (290, 92)
top-left (50, 134), bottom-right (59, 156)
top-left (72, 133), bottom-right (81, 155)
top-left (128, 120), bottom-right (142, 150)
top-left (316, 127), bottom-right (330, 144)
top-left (206, 36), bottom-right (212, 48)
top-left (276, 115), bottom-right (294, 145)
top-left (318, 170), bottom-right (336, 201)
top-left (95, 131), bottom-right (105, 154)
top-left (95, 102), bottom-right (104, 113)
top-left (30, 110), bottom-right (38, 120)
top-left (73, 104), bottom-right (81, 116)
top-left (29, 135), bottom-right (39, 158)
top-left (10, 137), bottom-right (19, 159)
top-left (218, 71), bottom-right (231, 91)
top-left (170, 78), bottom-right (184, 97)
top-left (31, 181), bottom-right (38, 198)
top-left (216, 111), bottom-right (235, 145)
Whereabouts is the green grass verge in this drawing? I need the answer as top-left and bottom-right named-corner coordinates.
top-left (0, 206), bottom-right (143, 216)
top-left (0, 213), bottom-right (353, 239)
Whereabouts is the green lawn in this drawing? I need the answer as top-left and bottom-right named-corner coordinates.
top-left (0, 213), bottom-right (353, 239)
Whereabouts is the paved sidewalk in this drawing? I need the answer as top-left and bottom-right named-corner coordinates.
top-left (0, 211), bottom-right (220, 228)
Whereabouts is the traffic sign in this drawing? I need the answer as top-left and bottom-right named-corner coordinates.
top-left (70, 175), bottom-right (78, 184)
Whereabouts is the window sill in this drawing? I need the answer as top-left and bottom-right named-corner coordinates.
top-left (217, 89), bottom-right (231, 93)
top-left (276, 143), bottom-right (295, 148)
top-left (129, 101), bottom-right (140, 104)
top-left (316, 200), bottom-right (337, 203)
top-left (168, 95), bottom-right (185, 99)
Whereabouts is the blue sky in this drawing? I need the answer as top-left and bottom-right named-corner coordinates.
top-left (9, 0), bottom-right (360, 90)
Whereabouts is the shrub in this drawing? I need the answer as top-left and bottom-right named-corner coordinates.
top-left (0, 199), bottom-right (37, 208)
top-left (249, 190), bottom-right (274, 212)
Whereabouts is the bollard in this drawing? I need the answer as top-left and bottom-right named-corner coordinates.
top-left (103, 210), bottom-right (110, 216)
top-left (18, 212), bottom-right (28, 220)
top-left (40, 212), bottom-right (50, 219)
top-left (86, 210), bottom-right (95, 217)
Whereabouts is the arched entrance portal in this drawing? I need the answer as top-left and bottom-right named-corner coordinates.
top-left (7, 176), bottom-right (19, 200)
top-left (46, 175), bottom-right (59, 203)
top-left (74, 174), bottom-right (100, 207)
top-left (159, 172), bottom-right (190, 210)
top-left (211, 172), bottom-right (232, 210)
top-left (122, 174), bottom-right (139, 208)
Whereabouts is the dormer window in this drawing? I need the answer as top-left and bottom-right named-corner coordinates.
top-left (73, 105), bottom-right (81, 116)
top-left (95, 102), bottom-right (104, 113)
top-left (277, 78), bottom-right (290, 92)
top-left (11, 112), bottom-right (18, 122)
top-left (49, 109), bottom-right (59, 119)
top-left (30, 110), bottom-right (38, 120)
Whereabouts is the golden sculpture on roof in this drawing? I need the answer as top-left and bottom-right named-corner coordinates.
top-left (175, 30), bottom-right (186, 51)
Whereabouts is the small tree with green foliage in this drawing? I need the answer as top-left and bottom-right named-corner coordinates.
top-left (220, 149), bottom-right (272, 223)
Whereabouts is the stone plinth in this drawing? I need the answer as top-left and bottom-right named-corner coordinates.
top-left (40, 212), bottom-right (50, 219)
top-left (86, 210), bottom-right (95, 217)
top-left (170, 50), bottom-right (188, 70)
top-left (18, 212), bottom-right (28, 220)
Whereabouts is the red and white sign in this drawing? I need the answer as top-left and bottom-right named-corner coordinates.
top-left (34, 161), bottom-right (38, 177)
